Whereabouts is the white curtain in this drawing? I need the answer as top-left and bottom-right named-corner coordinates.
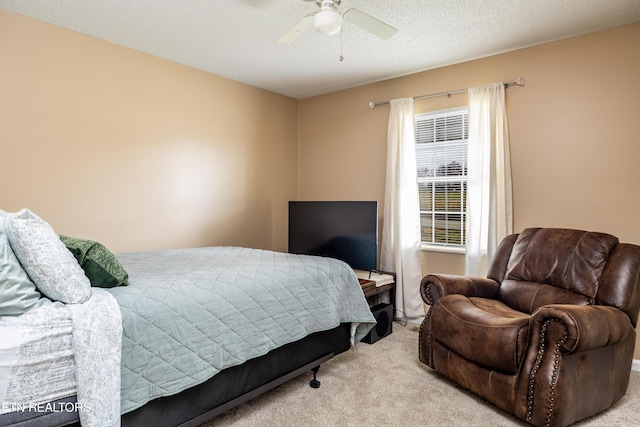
top-left (465, 82), bottom-right (513, 276)
top-left (380, 98), bottom-right (424, 319)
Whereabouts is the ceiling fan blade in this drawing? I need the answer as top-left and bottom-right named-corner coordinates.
top-left (343, 8), bottom-right (397, 40)
top-left (277, 14), bottom-right (314, 43)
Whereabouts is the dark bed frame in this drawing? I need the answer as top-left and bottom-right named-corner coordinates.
top-left (0, 323), bottom-right (351, 427)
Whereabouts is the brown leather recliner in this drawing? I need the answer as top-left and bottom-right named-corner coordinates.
top-left (419, 228), bottom-right (640, 427)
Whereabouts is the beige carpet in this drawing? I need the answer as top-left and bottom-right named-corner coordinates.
top-left (200, 324), bottom-right (640, 426)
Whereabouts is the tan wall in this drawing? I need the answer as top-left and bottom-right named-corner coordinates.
top-left (299, 23), bottom-right (640, 357)
top-left (0, 9), bottom-right (298, 253)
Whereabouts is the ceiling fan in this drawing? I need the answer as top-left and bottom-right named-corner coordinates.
top-left (277, 0), bottom-right (397, 44)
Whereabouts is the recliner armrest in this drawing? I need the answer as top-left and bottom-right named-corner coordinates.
top-left (530, 304), bottom-right (634, 354)
top-left (420, 274), bottom-right (500, 305)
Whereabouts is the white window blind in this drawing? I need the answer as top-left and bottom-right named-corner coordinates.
top-left (415, 108), bottom-right (468, 248)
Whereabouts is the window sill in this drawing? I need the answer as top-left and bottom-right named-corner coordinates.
top-left (420, 244), bottom-right (466, 255)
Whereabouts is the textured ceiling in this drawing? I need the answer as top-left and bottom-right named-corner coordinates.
top-left (1, 0), bottom-right (639, 99)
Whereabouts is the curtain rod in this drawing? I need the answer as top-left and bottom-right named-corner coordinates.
top-left (368, 77), bottom-right (526, 109)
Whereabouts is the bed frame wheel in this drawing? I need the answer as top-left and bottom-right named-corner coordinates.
top-left (309, 366), bottom-right (321, 388)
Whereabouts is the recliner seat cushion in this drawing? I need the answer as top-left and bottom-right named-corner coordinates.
top-left (431, 294), bottom-right (530, 374)
top-left (499, 279), bottom-right (592, 314)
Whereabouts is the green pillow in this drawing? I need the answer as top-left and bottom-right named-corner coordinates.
top-left (59, 235), bottom-right (129, 288)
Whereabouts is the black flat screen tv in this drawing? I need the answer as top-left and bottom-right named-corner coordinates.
top-left (288, 201), bottom-right (378, 272)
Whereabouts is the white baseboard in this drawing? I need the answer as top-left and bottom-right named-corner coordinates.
top-left (633, 359), bottom-right (640, 372)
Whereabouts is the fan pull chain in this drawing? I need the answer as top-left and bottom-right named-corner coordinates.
top-left (339, 24), bottom-right (344, 61)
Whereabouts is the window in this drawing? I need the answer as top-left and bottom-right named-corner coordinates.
top-left (415, 108), bottom-right (468, 250)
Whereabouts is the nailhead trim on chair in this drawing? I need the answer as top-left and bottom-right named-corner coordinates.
top-left (419, 303), bottom-right (435, 366)
top-left (526, 319), bottom-right (567, 427)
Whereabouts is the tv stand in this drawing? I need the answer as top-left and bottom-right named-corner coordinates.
top-left (359, 278), bottom-right (396, 308)
top-left (358, 271), bottom-right (396, 312)
top-left (359, 273), bottom-right (395, 344)
top-left (357, 270), bottom-right (395, 304)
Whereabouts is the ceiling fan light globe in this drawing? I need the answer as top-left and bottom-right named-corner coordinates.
top-left (314, 10), bottom-right (342, 36)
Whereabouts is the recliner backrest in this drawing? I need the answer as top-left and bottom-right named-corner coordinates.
top-left (496, 228), bottom-right (619, 314)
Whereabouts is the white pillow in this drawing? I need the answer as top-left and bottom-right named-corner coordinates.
top-left (6, 209), bottom-right (91, 304)
top-left (0, 216), bottom-right (43, 315)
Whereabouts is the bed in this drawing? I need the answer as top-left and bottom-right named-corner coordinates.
top-left (0, 209), bottom-right (376, 426)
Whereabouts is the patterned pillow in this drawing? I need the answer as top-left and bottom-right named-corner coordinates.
top-left (60, 235), bottom-right (129, 288)
top-left (0, 215), bottom-right (43, 315)
top-left (5, 209), bottom-right (91, 304)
